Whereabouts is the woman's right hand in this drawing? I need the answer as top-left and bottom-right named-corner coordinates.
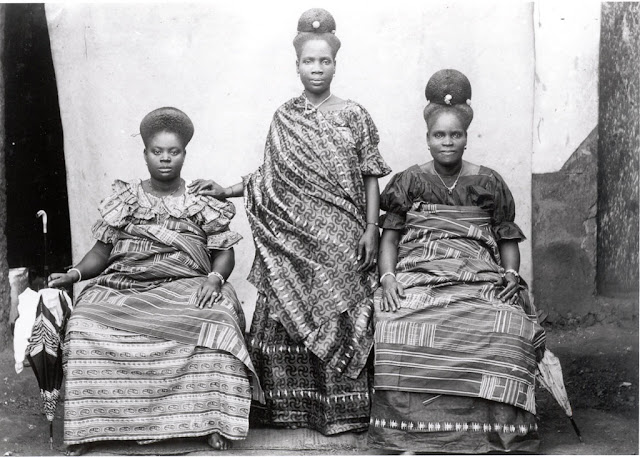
top-left (195, 276), bottom-right (223, 308)
top-left (380, 275), bottom-right (405, 312)
top-left (188, 179), bottom-right (228, 199)
top-left (47, 272), bottom-right (76, 288)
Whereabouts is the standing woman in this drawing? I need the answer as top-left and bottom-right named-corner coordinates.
top-left (368, 70), bottom-right (545, 453)
top-left (191, 8), bottom-right (391, 434)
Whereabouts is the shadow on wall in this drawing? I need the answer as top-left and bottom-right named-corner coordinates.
top-left (532, 128), bottom-right (598, 320)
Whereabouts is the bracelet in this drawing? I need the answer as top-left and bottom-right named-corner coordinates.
top-left (367, 222), bottom-right (379, 227)
top-left (504, 269), bottom-right (520, 279)
top-left (68, 268), bottom-right (82, 283)
top-left (379, 272), bottom-right (396, 283)
top-left (208, 271), bottom-right (226, 284)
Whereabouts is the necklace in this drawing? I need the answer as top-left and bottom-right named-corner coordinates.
top-left (305, 92), bottom-right (332, 111)
top-left (434, 164), bottom-right (463, 194)
top-left (147, 179), bottom-right (183, 198)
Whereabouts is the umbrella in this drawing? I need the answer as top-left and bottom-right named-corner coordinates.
top-left (25, 290), bottom-right (73, 449)
top-left (536, 349), bottom-right (583, 442)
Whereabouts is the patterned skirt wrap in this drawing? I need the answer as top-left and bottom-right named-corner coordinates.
top-left (369, 204), bottom-right (545, 453)
top-left (63, 218), bottom-right (261, 445)
top-left (64, 319), bottom-right (251, 445)
top-left (247, 293), bottom-right (372, 435)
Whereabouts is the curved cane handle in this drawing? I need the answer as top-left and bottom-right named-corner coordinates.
top-left (36, 210), bottom-right (48, 234)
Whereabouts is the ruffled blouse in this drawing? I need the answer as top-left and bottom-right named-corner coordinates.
top-left (380, 161), bottom-right (525, 242)
top-left (91, 179), bottom-right (242, 250)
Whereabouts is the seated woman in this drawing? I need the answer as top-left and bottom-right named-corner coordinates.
top-left (368, 70), bottom-right (545, 454)
top-left (48, 107), bottom-right (262, 455)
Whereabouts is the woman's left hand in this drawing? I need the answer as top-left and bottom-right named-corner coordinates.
top-left (357, 226), bottom-right (379, 272)
top-left (195, 276), bottom-right (223, 308)
top-left (496, 272), bottom-right (520, 303)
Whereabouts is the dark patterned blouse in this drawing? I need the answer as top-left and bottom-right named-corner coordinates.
top-left (380, 160), bottom-right (525, 242)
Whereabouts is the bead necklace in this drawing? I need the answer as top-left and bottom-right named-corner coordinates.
top-left (147, 179), bottom-right (183, 199)
top-left (305, 92), bottom-right (332, 112)
top-left (434, 165), bottom-right (463, 194)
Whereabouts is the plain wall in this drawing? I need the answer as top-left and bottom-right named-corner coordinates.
top-left (45, 1), bottom-right (536, 325)
top-left (532, 0), bottom-right (600, 174)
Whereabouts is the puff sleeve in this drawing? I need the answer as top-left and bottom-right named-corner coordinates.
top-left (380, 170), bottom-right (416, 230)
top-left (90, 179), bottom-right (139, 244)
top-left (188, 194), bottom-right (242, 250)
top-left (490, 171), bottom-right (526, 242)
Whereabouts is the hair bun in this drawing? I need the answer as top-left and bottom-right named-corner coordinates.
top-left (297, 8), bottom-right (337, 33)
top-left (140, 107), bottom-right (194, 146)
top-left (425, 69), bottom-right (472, 106)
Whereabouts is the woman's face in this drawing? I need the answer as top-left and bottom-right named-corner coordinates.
top-left (426, 111), bottom-right (467, 168)
top-left (297, 39), bottom-right (336, 96)
top-left (143, 130), bottom-right (186, 182)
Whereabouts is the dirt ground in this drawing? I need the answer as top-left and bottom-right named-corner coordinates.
top-left (1, 313), bottom-right (637, 455)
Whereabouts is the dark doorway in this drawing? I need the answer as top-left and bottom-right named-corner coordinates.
top-left (4, 3), bottom-right (72, 280)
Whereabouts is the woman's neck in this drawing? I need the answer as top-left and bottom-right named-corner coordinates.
top-left (304, 89), bottom-right (332, 107)
top-left (147, 177), bottom-right (183, 196)
top-left (433, 161), bottom-right (463, 177)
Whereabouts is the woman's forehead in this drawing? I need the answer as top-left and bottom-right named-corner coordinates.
top-left (146, 130), bottom-right (185, 147)
top-left (428, 111), bottom-right (466, 130)
top-left (299, 39), bottom-right (334, 58)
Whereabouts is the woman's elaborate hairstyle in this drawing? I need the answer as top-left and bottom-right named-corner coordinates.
top-left (139, 107), bottom-right (194, 147)
top-left (293, 8), bottom-right (341, 58)
top-left (423, 69), bottom-right (474, 130)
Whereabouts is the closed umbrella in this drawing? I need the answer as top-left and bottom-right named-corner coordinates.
top-left (25, 290), bottom-right (73, 449)
top-left (536, 349), bottom-right (583, 442)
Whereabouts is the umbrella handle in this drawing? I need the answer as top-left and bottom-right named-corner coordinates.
top-left (37, 210), bottom-right (48, 234)
top-left (37, 211), bottom-right (49, 283)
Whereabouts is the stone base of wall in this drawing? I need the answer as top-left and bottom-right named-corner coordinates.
top-left (532, 127), bottom-right (598, 320)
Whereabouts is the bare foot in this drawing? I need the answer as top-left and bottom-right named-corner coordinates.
top-left (65, 444), bottom-right (89, 456)
top-left (207, 432), bottom-right (231, 450)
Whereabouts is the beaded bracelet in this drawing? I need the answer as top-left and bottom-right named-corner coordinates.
top-left (504, 269), bottom-right (520, 283)
top-left (504, 268), bottom-right (520, 278)
top-left (367, 222), bottom-right (379, 227)
top-left (208, 271), bottom-right (226, 284)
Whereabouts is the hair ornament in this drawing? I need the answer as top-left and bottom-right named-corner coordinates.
top-left (423, 69), bottom-right (474, 130)
top-left (293, 8), bottom-right (341, 57)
